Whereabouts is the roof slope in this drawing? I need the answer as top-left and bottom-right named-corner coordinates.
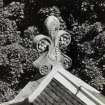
top-left (28, 64), bottom-right (105, 105)
top-left (33, 78), bottom-right (86, 105)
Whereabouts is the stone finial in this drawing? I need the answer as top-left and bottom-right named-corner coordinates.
top-left (33, 16), bottom-right (72, 75)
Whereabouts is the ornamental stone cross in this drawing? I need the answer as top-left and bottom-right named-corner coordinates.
top-left (33, 16), bottom-right (72, 75)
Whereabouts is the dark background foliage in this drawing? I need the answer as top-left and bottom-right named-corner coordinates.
top-left (0, 0), bottom-right (105, 102)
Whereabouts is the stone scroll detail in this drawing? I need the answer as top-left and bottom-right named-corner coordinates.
top-left (33, 16), bottom-right (72, 75)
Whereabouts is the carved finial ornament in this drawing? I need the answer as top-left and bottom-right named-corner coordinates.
top-left (33, 16), bottom-right (72, 75)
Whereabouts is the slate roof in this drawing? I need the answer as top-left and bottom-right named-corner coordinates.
top-left (33, 78), bottom-right (86, 105)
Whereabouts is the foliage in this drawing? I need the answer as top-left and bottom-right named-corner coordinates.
top-left (0, 81), bottom-right (17, 103)
top-left (1, 0), bottom-right (105, 102)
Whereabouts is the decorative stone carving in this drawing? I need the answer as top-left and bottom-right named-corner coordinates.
top-left (33, 16), bottom-right (72, 75)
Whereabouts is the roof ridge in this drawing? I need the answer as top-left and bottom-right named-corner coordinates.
top-left (28, 64), bottom-right (60, 103)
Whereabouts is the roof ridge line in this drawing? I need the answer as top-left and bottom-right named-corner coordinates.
top-left (28, 64), bottom-right (61, 103)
